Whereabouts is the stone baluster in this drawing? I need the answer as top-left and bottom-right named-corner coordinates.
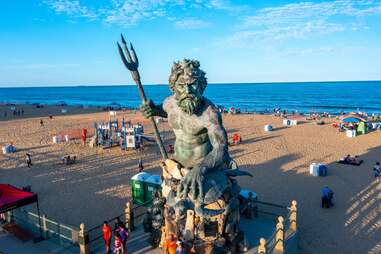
top-left (41, 214), bottom-right (48, 239)
top-left (78, 223), bottom-right (89, 254)
top-left (125, 201), bottom-right (134, 232)
top-left (257, 238), bottom-right (267, 254)
top-left (290, 200), bottom-right (297, 232)
top-left (275, 216), bottom-right (284, 253)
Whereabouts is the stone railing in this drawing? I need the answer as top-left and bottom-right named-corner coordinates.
top-left (8, 208), bottom-right (79, 252)
top-left (77, 199), bottom-right (298, 254)
top-left (257, 200), bottom-right (298, 254)
top-left (78, 200), bottom-right (148, 254)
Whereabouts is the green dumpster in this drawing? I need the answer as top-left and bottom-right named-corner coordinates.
top-left (145, 174), bottom-right (162, 204)
top-left (130, 172), bottom-right (151, 205)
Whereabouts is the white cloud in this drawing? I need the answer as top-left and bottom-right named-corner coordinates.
top-left (243, 0), bottom-right (381, 27)
top-left (205, 0), bottom-right (246, 12)
top-left (44, 0), bottom-right (97, 19)
top-left (225, 20), bottom-right (345, 46)
top-left (221, 0), bottom-right (381, 48)
top-left (278, 47), bottom-right (335, 56)
top-left (43, 0), bottom-right (240, 27)
top-left (174, 18), bottom-right (210, 29)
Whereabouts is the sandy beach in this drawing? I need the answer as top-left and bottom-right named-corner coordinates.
top-left (1, 106), bottom-right (380, 254)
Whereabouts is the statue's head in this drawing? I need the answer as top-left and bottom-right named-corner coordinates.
top-left (169, 59), bottom-right (207, 115)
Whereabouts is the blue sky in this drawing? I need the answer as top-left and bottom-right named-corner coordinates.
top-left (1, 0), bottom-right (381, 87)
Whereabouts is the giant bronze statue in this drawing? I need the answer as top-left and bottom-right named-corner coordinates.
top-left (118, 35), bottom-right (251, 253)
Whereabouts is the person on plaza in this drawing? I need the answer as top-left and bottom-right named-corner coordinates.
top-left (246, 191), bottom-right (257, 218)
top-left (165, 233), bottom-right (177, 254)
top-left (373, 162), bottom-right (381, 182)
top-left (102, 221), bottom-right (112, 254)
top-left (117, 225), bottom-right (128, 253)
top-left (175, 240), bottom-right (186, 254)
top-left (321, 186), bottom-right (334, 208)
top-left (114, 217), bottom-right (124, 231)
top-left (114, 233), bottom-right (123, 254)
top-left (26, 153), bottom-right (32, 168)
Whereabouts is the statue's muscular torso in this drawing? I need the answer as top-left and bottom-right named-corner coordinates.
top-left (163, 96), bottom-right (224, 169)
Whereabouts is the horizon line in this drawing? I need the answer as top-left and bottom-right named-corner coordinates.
top-left (0, 79), bottom-right (380, 88)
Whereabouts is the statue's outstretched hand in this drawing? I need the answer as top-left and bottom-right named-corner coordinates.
top-left (140, 99), bottom-right (156, 118)
top-left (178, 166), bottom-right (207, 204)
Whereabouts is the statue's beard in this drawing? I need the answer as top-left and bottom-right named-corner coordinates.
top-left (177, 95), bottom-right (201, 115)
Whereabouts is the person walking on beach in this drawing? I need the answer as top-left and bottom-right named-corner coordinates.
top-left (138, 158), bottom-right (144, 172)
top-left (102, 221), bottom-right (112, 254)
top-left (40, 119), bottom-right (44, 127)
top-left (373, 162), bottom-right (380, 182)
top-left (321, 186), bottom-right (334, 208)
top-left (26, 153), bottom-right (32, 168)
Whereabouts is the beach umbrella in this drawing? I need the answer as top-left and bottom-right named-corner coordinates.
top-left (341, 113), bottom-right (366, 123)
top-left (342, 117), bottom-right (362, 123)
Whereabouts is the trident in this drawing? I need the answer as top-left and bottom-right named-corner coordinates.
top-left (117, 34), bottom-right (168, 160)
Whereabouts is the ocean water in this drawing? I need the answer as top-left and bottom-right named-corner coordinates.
top-left (1, 81), bottom-right (381, 114)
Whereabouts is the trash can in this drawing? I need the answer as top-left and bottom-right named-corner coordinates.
top-left (145, 174), bottom-right (162, 204)
top-left (264, 125), bottom-right (273, 132)
top-left (346, 130), bottom-right (356, 138)
top-left (130, 172), bottom-right (151, 205)
top-left (309, 163), bottom-right (319, 176)
top-left (283, 119), bottom-right (292, 126)
top-left (318, 164), bottom-right (327, 177)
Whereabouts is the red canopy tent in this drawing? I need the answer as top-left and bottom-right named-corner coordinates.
top-left (0, 184), bottom-right (43, 239)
